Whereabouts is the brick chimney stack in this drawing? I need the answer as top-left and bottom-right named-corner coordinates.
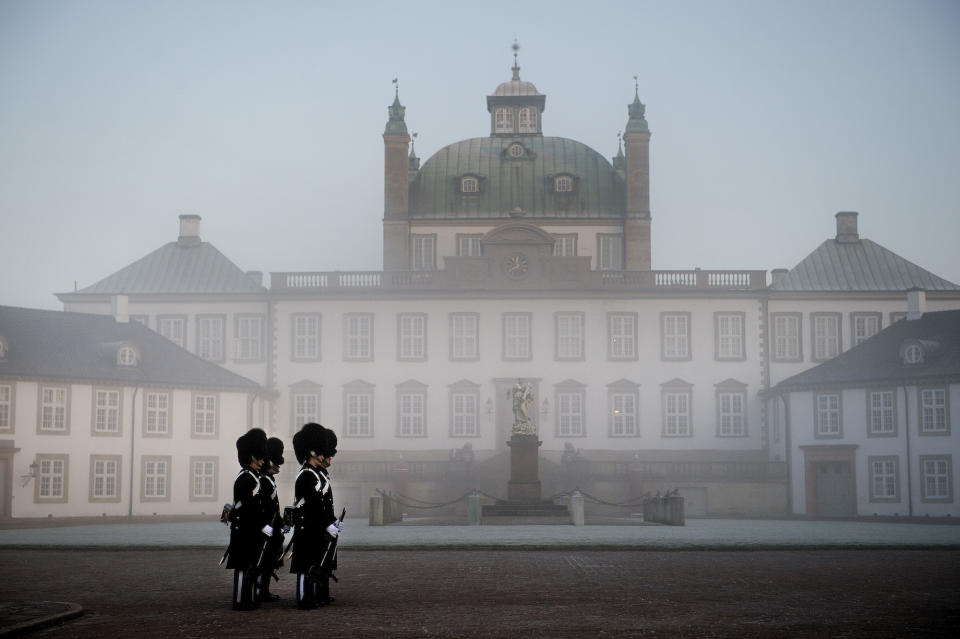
top-left (178, 214), bottom-right (202, 247)
top-left (835, 211), bottom-right (859, 243)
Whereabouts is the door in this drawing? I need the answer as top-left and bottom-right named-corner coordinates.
top-left (0, 457), bottom-right (9, 518)
top-left (815, 461), bottom-right (855, 517)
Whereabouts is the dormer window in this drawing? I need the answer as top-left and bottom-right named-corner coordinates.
top-left (461, 177), bottom-right (479, 193)
top-left (903, 343), bottom-right (923, 365)
top-left (518, 107), bottom-right (537, 133)
top-left (555, 175), bottom-right (574, 193)
top-left (495, 108), bottom-right (514, 133)
top-left (0, 336), bottom-right (6, 359)
top-left (118, 345), bottom-right (139, 367)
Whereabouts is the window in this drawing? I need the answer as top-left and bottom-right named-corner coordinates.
top-left (715, 312), bottom-right (745, 360)
top-left (597, 234), bottom-right (622, 270)
top-left (290, 381), bottom-right (321, 433)
top-left (556, 383), bottom-right (586, 437)
top-left (450, 313), bottom-right (479, 361)
top-left (142, 456), bottom-right (171, 501)
top-left (39, 385), bottom-right (69, 433)
top-left (144, 391), bottom-right (170, 436)
top-left (292, 314), bottom-right (322, 361)
top-left (158, 315), bottom-right (186, 348)
top-left (192, 393), bottom-right (218, 438)
top-left (398, 313), bottom-right (427, 361)
top-left (716, 381), bottom-right (748, 437)
top-left (344, 314), bottom-right (374, 361)
top-left (456, 234), bottom-right (483, 257)
top-left (190, 457), bottom-right (218, 501)
top-left (869, 456), bottom-right (899, 502)
top-left (235, 315), bottom-right (264, 361)
top-left (852, 313), bottom-right (881, 346)
top-left (518, 107), bottom-right (536, 133)
top-left (661, 312), bottom-right (691, 361)
top-left (197, 315), bottom-right (225, 362)
top-left (90, 455), bottom-right (121, 501)
top-left (117, 346), bottom-right (138, 366)
top-left (555, 312), bottom-right (585, 361)
top-left (450, 382), bottom-right (479, 437)
top-left (494, 107), bottom-right (514, 133)
top-left (814, 392), bottom-right (842, 438)
top-left (812, 313), bottom-right (841, 362)
top-left (397, 383), bottom-right (427, 437)
top-left (508, 143), bottom-right (525, 157)
top-left (608, 313), bottom-right (638, 360)
top-left (35, 454), bottom-right (68, 502)
top-left (93, 388), bottom-right (121, 435)
top-left (662, 383), bottom-right (693, 437)
top-left (0, 337), bottom-right (6, 359)
top-left (552, 234), bottom-right (577, 257)
top-left (772, 313), bottom-right (802, 361)
top-left (867, 389), bottom-right (896, 436)
top-left (0, 384), bottom-right (12, 431)
top-left (903, 343), bottom-right (923, 365)
top-left (920, 455), bottom-right (952, 502)
top-left (411, 235), bottom-right (436, 271)
top-left (503, 313), bottom-right (532, 360)
top-left (344, 382), bottom-right (374, 437)
top-left (919, 387), bottom-right (948, 435)
top-left (608, 380), bottom-right (639, 437)
top-left (461, 177), bottom-right (479, 193)
top-left (554, 175), bottom-right (574, 193)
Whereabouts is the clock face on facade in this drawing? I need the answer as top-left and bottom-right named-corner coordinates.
top-left (504, 253), bottom-right (530, 279)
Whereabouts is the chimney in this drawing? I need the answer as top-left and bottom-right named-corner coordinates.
top-left (770, 268), bottom-right (788, 285)
top-left (245, 271), bottom-right (263, 288)
top-left (111, 294), bottom-right (129, 323)
top-left (178, 214), bottom-right (202, 247)
top-left (835, 211), bottom-right (859, 243)
top-left (907, 288), bottom-right (926, 320)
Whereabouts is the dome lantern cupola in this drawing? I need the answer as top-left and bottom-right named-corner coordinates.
top-left (384, 80), bottom-right (408, 135)
top-left (486, 41), bottom-right (545, 137)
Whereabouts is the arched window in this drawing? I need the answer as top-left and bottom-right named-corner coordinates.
top-left (904, 343), bottom-right (923, 365)
top-left (495, 108), bottom-right (514, 133)
top-left (118, 345), bottom-right (138, 367)
top-left (518, 108), bottom-right (537, 133)
top-left (508, 144), bottom-right (525, 158)
top-left (555, 175), bottom-right (574, 193)
top-left (461, 177), bottom-right (479, 193)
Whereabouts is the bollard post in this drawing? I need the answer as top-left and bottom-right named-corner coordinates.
top-left (569, 490), bottom-right (585, 526)
top-left (369, 494), bottom-right (384, 526)
top-left (467, 491), bottom-right (481, 525)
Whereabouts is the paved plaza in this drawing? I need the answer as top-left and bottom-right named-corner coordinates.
top-left (1, 518), bottom-right (959, 637)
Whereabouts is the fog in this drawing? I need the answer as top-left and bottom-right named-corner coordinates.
top-left (2, 0), bottom-right (959, 310)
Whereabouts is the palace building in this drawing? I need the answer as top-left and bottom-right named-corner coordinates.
top-left (44, 56), bottom-right (960, 519)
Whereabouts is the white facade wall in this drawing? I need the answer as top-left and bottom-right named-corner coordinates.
top-left (272, 295), bottom-right (765, 456)
top-left (786, 385), bottom-right (960, 517)
top-left (3, 379), bottom-right (267, 517)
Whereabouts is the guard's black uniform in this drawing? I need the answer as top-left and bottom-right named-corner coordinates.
top-left (226, 428), bottom-right (269, 611)
top-left (257, 437), bottom-right (283, 601)
top-left (289, 422), bottom-right (339, 609)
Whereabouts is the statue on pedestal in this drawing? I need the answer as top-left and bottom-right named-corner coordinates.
top-left (509, 379), bottom-right (536, 436)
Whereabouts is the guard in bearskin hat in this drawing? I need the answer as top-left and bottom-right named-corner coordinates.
top-left (289, 422), bottom-right (342, 609)
top-left (226, 427), bottom-right (270, 610)
top-left (256, 437), bottom-right (285, 602)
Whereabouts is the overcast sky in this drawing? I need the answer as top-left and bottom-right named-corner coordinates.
top-left (1, 0), bottom-right (958, 310)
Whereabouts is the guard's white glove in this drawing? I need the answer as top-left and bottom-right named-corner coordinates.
top-left (325, 523), bottom-right (339, 538)
top-left (336, 520), bottom-right (345, 532)
top-left (261, 524), bottom-right (274, 537)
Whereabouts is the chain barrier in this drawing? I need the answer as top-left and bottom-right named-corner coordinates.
top-left (373, 487), bottom-right (673, 510)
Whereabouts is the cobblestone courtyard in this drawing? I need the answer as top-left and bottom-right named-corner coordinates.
top-left (1, 548), bottom-right (958, 637)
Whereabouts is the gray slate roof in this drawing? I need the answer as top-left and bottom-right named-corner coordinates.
top-left (0, 305), bottom-right (262, 390)
top-left (771, 238), bottom-right (960, 292)
top-left (773, 310), bottom-right (960, 390)
top-left (67, 241), bottom-right (265, 296)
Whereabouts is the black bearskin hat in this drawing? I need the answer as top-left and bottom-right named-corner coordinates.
top-left (236, 428), bottom-right (268, 467)
top-left (265, 437), bottom-right (284, 469)
top-left (292, 422), bottom-right (327, 465)
top-left (322, 428), bottom-right (337, 459)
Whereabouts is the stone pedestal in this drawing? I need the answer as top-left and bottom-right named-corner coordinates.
top-left (507, 433), bottom-right (541, 502)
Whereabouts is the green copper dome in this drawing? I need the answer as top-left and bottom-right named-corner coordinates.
top-left (410, 136), bottom-right (624, 219)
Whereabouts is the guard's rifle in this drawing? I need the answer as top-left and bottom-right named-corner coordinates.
top-left (317, 507), bottom-right (346, 583)
top-left (280, 501), bottom-right (301, 561)
top-left (217, 501), bottom-right (239, 566)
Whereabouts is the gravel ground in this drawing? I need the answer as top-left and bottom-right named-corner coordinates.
top-left (1, 548), bottom-right (958, 638)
